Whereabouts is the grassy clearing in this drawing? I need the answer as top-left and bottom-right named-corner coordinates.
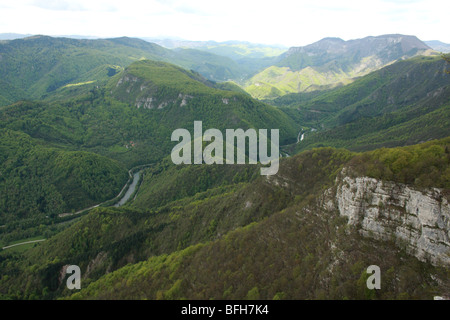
top-left (62, 81), bottom-right (95, 88)
top-left (1, 236), bottom-right (46, 253)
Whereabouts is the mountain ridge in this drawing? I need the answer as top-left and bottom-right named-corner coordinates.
top-left (0, 32), bottom-right (449, 301)
top-left (245, 34), bottom-right (435, 99)
top-left (0, 35), bottom-right (247, 105)
top-left (425, 40), bottom-right (450, 53)
top-left (273, 55), bottom-right (450, 154)
top-left (0, 59), bottom-right (298, 227)
top-left (2, 139), bottom-right (448, 300)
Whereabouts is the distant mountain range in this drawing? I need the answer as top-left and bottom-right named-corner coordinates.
top-left (276, 55), bottom-right (450, 154)
top-left (245, 34), bottom-right (437, 99)
top-left (425, 40), bottom-right (450, 53)
top-left (0, 35), bottom-right (249, 105)
top-left (1, 33), bottom-right (447, 105)
top-left (0, 32), bottom-right (449, 301)
top-left (0, 33), bottom-right (33, 40)
top-left (147, 38), bottom-right (287, 58)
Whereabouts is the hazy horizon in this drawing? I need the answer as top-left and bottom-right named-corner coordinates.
top-left (1, 32), bottom-right (448, 50)
top-left (0, 0), bottom-right (449, 47)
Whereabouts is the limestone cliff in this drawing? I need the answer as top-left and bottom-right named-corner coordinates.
top-left (323, 169), bottom-right (450, 267)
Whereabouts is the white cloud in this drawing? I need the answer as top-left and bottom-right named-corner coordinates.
top-left (0, 0), bottom-right (448, 46)
top-left (32, 0), bottom-right (87, 11)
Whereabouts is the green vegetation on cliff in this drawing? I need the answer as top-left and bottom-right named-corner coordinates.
top-left (245, 35), bottom-right (433, 99)
top-left (1, 139), bottom-right (448, 300)
top-left (275, 56), bottom-right (450, 154)
top-left (0, 59), bottom-right (298, 235)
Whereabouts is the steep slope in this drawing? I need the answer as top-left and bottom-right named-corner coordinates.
top-left (2, 139), bottom-right (448, 300)
top-left (150, 39), bottom-right (286, 78)
top-left (280, 35), bottom-right (430, 70)
top-left (67, 139), bottom-right (450, 300)
top-left (0, 36), bottom-right (246, 105)
top-left (245, 34), bottom-right (434, 99)
top-left (425, 40), bottom-right (450, 53)
top-left (0, 59), bottom-right (298, 230)
top-left (0, 128), bottom-right (128, 224)
top-left (151, 39), bottom-right (286, 59)
top-left (171, 48), bottom-right (248, 81)
top-left (275, 55), bottom-right (450, 153)
top-left (107, 59), bottom-right (298, 149)
top-left (104, 37), bottom-right (247, 82)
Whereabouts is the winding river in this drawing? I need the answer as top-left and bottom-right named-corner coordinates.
top-left (114, 171), bottom-right (141, 207)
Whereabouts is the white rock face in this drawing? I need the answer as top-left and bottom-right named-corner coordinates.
top-left (136, 97), bottom-right (154, 109)
top-left (178, 93), bottom-right (193, 107)
top-left (326, 173), bottom-right (450, 267)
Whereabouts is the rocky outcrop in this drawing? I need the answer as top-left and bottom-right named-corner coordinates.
top-left (116, 75), bottom-right (138, 87)
top-left (58, 264), bottom-right (71, 286)
top-left (85, 251), bottom-right (108, 279)
top-left (323, 170), bottom-right (450, 267)
top-left (116, 73), bottom-right (195, 109)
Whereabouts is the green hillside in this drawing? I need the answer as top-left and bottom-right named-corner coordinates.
top-left (176, 42), bottom-right (285, 80)
top-left (0, 128), bottom-right (128, 225)
top-left (0, 36), bottom-right (248, 106)
top-left (1, 139), bottom-right (448, 300)
top-left (0, 79), bottom-right (27, 105)
top-left (0, 59), bottom-right (298, 234)
top-left (245, 35), bottom-right (435, 100)
top-left (151, 39), bottom-right (286, 79)
top-left (172, 48), bottom-right (246, 81)
top-left (0, 33), bottom-right (449, 302)
top-left (274, 56), bottom-right (450, 153)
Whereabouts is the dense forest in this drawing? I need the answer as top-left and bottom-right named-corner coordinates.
top-left (274, 56), bottom-right (450, 153)
top-left (0, 36), bottom-right (448, 301)
top-left (1, 139), bottom-right (448, 300)
top-left (0, 59), bottom-right (298, 247)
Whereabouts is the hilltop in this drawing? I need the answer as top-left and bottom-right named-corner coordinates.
top-left (0, 32), bottom-right (449, 302)
top-left (274, 55), bottom-right (450, 153)
top-left (0, 59), bottom-right (298, 228)
top-left (1, 139), bottom-right (448, 300)
top-left (0, 35), bottom-right (246, 106)
top-left (245, 34), bottom-right (435, 99)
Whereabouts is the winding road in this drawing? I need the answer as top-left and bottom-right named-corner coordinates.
top-left (3, 166), bottom-right (149, 250)
top-left (2, 239), bottom-right (46, 250)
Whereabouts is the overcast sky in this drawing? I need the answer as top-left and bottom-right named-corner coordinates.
top-left (0, 0), bottom-right (448, 47)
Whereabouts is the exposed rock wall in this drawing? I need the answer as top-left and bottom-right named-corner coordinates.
top-left (324, 171), bottom-right (450, 267)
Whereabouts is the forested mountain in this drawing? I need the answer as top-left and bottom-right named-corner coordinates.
top-left (0, 35), bottom-right (247, 106)
top-left (149, 39), bottom-right (287, 80)
top-left (425, 40), bottom-right (450, 53)
top-left (0, 59), bottom-right (298, 230)
top-left (0, 32), bottom-right (449, 302)
top-left (149, 39), bottom-right (286, 59)
top-left (276, 55), bottom-right (450, 153)
top-left (245, 34), bottom-right (435, 99)
top-left (1, 139), bottom-right (448, 300)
